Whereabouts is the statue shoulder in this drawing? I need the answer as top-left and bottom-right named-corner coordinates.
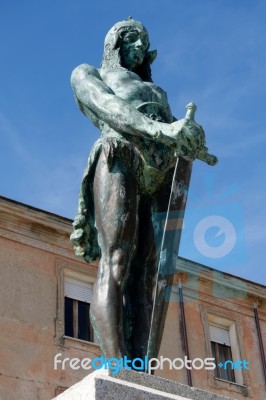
top-left (71, 63), bottom-right (101, 87)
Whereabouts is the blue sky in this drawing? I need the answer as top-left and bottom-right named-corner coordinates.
top-left (1, 0), bottom-right (266, 285)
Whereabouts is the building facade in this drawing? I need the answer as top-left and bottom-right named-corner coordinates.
top-left (0, 196), bottom-right (265, 399)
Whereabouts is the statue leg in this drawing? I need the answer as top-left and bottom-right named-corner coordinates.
top-left (90, 150), bottom-right (138, 359)
top-left (124, 169), bottom-right (173, 363)
top-left (123, 196), bottom-right (157, 361)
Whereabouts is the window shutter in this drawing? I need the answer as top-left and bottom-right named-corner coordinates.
top-left (64, 276), bottom-right (93, 303)
top-left (209, 325), bottom-right (231, 346)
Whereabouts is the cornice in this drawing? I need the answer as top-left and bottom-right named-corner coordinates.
top-left (174, 257), bottom-right (266, 306)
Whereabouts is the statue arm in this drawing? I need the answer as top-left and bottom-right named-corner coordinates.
top-left (71, 64), bottom-right (174, 143)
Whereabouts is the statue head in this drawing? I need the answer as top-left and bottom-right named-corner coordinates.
top-left (101, 17), bottom-right (157, 82)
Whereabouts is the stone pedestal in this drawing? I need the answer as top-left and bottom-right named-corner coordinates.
top-left (52, 369), bottom-right (235, 400)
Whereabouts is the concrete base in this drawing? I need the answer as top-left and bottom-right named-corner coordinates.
top-left (52, 369), bottom-right (235, 400)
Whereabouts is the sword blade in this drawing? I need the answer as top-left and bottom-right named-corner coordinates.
top-left (147, 156), bottom-right (193, 364)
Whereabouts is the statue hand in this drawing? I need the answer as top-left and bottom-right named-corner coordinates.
top-left (157, 102), bottom-right (218, 165)
top-left (161, 118), bottom-right (205, 157)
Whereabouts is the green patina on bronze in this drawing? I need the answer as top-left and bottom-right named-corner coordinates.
top-left (70, 19), bottom-right (216, 263)
top-left (70, 18), bottom-right (217, 362)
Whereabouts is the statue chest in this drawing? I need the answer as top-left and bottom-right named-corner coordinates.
top-left (101, 69), bottom-right (169, 109)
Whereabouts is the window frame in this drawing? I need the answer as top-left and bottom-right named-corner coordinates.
top-left (55, 258), bottom-right (99, 347)
top-left (209, 325), bottom-right (236, 383)
top-left (64, 271), bottom-right (95, 342)
top-left (200, 305), bottom-right (248, 397)
top-left (207, 314), bottom-right (243, 385)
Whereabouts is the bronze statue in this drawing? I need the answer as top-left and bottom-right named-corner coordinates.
top-left (70, 18), bottom-right (217, 365)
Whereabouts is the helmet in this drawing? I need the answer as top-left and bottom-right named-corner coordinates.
top-left (101, 17), bottom-right (156, 82)
top-left (104, 17), bottom-right (149, 50)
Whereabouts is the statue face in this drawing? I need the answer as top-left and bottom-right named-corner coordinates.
top-left (120, 29), bottom-right (149, 69)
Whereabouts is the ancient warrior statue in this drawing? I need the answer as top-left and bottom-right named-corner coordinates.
top-left (70, 18), bottom-right (217, 364)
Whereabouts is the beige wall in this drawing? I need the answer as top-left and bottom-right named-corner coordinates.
top-left (0, 197), bottom-right (265, 399)
top-left (0, 198), bottom-right (101, 399)
top-left (159, 262), bottom-right (266, 399)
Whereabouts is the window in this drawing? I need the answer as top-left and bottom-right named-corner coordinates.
top-left (201, 309), bottom-right (248, 396)
top-left (64, 275), bottom-right (94, 342)
top-left (210, 324), bottom-right (235, 382)
top-left (207, 313), bottom-right (244, 386)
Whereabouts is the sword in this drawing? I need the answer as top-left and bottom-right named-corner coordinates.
top-left (146, 103), bottom-right (217, 367)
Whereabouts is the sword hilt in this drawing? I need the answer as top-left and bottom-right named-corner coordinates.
top-left (185, 102), bottom-right (197, 121)
top-left (184, 102), bottom-right (218, 166)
